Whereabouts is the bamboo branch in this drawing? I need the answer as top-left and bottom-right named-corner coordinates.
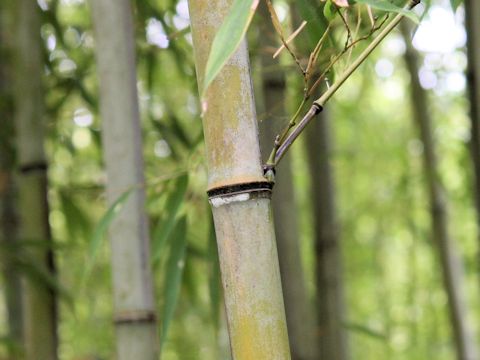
top-left (266, 0), bottom-right (305, 74)
top-left (273, 21), bottom-right (308, 59)
top-left (337, 7), bottom-right (352, 49)
top-left (271, 0), bottom-right (420, 167)
top-left (307, 14), bottom-right (389, 98)
top-left (189, 1), bottom-right (291, 357)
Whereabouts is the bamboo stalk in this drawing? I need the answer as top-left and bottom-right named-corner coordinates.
top-left (0, 1), bottom-right (23, 353)
top-left (188, 0), bottom-right (291, 358)
top-left (13, 1), bottom-right (57, 358)
top-left (401, 22), bottom-right (479, 360)
top-left (89, 0), bottom-right (159, 358)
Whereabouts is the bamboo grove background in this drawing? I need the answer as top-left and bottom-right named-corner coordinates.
top-left (1, 0), bottom-right (479, 359)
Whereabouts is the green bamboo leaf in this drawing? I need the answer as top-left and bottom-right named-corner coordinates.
top-left (296, 0), bottom-right (335, 55)
top-left (354, 0), bottom-right (419, 23)
top-left (343, 322), bottom-right (388, 341)
top-left (160, 216), bottom-right (188, 346)
top-left (84, 188), bottom-right (133, 278)
top-left (152, 174), bottom-right (188, 265)
top-left (182, 256), bottom-right (199, 303)
top-left (323, 0), bottom-right (337, 21)
top-left (297, 0), bottom-right (325, 46)
top-left (59, 191), bottom-right (91, 243)
top-left (450, 0), bottom-right (462, 11)
top-left (202, 0), bottom-right (260, 94)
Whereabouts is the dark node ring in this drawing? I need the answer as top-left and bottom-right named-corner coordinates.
top-left (19, 162), bottom-right (48, 174)
top-left (207, 181), bottom-right (273, 199)
top-left (312, 103), bottom-right (323, 114)
top-left (114, 310), bottom-right (157, 325)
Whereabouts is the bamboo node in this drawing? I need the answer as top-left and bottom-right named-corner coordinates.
top-left (207, 181), bottom-right (273, 202)
top-left (114, 310), bottom-right (157, 324)
top-left (19, 161), bottom-right (48, 174)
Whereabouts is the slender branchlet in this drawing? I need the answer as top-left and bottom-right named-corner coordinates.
top-left (266, 0), bottom-right (305, 75)
top-left (266, 0), bottom-right (420, 171)
top-left (307, 14), bottom-right (389, 97)
top-left (314, 2), bottom-right (418, 108)
top-left (337, 7), bottom-right (352, 49)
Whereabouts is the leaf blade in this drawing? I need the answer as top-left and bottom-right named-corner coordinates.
top-left (355, 0), bottom-right (419, 23)
top-left (59, 190), bottom-right (91, 243)
top-left (343, 322), bottom-right (389, 341)
top-left (83, 188), bottom-right (133, 279)
top-left (323, 0), bottom-right (337, 21)
top-left (160, 216), bottom-right (188, 346)
top-left (151, 174), bottom-right (189, 265)
top-left (450, 0), bottom-right (462, 11)
top-left (202, 0), bottom-right (260, 94)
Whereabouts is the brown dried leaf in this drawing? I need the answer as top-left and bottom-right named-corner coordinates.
top-left (265, 0), bottom-right (285, 39)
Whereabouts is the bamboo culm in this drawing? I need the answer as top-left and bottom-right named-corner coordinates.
top-left (89, 0), bottom-right (159, 358)
top-left (0, 0), bottom-right (23, 351)
top-left (14, 0), bottom-right (58, 358)
top-left (188, 0), bottom-right (291, 358)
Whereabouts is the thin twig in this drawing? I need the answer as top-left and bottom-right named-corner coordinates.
top-left (266, 98), bottom-right (307, 165)
top-left (367, 5), bottom-right (375, 26)
top-left (314, 13), bottom-right (402, 107)
top-left (305, 24), bottom-right (332, 94)
top-left (273, 21), bottom-right (308, 58)
top-left (347, 6), bottom-right (363, 65)
top-left (271, 0), bottom-right (420, 167)
top-left (337, 7), bottom-right (352, 49)
top-left (266, 0), bottom-right (305, 74)
top-left (307, 14), bottom-right (389, 97)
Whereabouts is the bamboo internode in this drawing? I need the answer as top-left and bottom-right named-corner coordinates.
top-left (90, 0), bottom-right (159, 358)
top-left (188, 0), bottom-right (291, 358)
top-left (14, 1), bottom-right (58, 359)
